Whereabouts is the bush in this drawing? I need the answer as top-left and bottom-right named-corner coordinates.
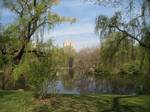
top-left (95, 68), bottom-right (112, 78)
top-left (118, 63), bottom-right (141, 78)
top-left (116, 63), bottom-right (143, 94)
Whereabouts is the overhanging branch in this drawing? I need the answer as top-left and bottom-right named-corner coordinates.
top-left (109, 25), bottom-right (150, 50)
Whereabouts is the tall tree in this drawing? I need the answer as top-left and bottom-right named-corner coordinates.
top-left (2, 0), bottom-right (75, 64)
top-left (0, 0), bottom-right (75, 89)
top-left (87, 0), bottom-right (150, 50)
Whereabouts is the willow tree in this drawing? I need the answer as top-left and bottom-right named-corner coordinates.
top-left (87, 0), bottom-right (150, 50)
top-left (92, 0), bottom-right (150, 93)
top-left (98, 32), bottom-right (137, 72)
top-left (0, 0), bottom-right (75, 89)
top-left (94, 0), bottom-right (150, 71)
top-left (2, 0), bottom-right (75, 64)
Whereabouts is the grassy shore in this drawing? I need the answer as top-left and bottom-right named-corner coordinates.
top-left (0, 91), bottom-right (150, 112)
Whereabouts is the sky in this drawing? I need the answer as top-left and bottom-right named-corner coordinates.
top-left (47, 0), bottom-right (116, 51)
top-left (0, 0), bottom-right (116, 51)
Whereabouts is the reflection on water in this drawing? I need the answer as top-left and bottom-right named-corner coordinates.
top-left (48, 71), bottom-right (136, 94)
top-left (49, 80), bottom-right (79, 94)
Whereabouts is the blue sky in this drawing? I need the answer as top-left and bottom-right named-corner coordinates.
top-left (0, 0), bottom-right (116, 51)
top-left (45, 0), bottom-right (116, 50)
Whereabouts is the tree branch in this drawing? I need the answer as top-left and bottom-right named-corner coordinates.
top-left (109, 25), bottom-right (150, 50)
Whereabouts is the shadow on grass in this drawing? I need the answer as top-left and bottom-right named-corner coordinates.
top-left (101, 95), bottom-right (149, 112)
top-left (0, 91), bottom-right (17, 98)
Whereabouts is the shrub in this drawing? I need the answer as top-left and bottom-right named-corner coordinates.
top-left (118, 63), bottom-right (141, 78)
top-left (95, 68), bottom-right (112, 78)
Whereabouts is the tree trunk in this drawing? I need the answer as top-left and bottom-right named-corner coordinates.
top-left (13, 44), bottom-right (26, 65)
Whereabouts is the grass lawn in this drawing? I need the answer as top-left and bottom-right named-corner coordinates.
top-left (0, 91), bottom-right (150, 112)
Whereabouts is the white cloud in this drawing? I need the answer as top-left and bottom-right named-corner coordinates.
top-left (44, 23), bottom-right (95, 39)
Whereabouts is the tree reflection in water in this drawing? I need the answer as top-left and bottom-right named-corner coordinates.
top-left (48, 70), bottom-right (137, 94)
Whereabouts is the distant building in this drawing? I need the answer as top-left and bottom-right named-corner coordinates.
top-left (63, 40), bottom-right (75, 75)
top-left (63, 40), bottom-right (76, 54)
top-left (63, 40), bottom-right (75, 49)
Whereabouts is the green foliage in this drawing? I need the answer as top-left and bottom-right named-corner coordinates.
top-left (99, 32), bottom-right (136, 72)
top-left (94, 28), bottom-right (150, 94)
top-left (95, 68), bottom-right (112, 78)
top-left (28, 56), bottom-right (55, 89)
top-left (13, 56), bottom-right (30, 81)
top-left (0, 0), bottom-right (76, 68)
top-left (10, 39), bottom-right (66, 94)
top-left (118, 63), bottom-right (141, 78)
top-left (93, 0), bottom-right (150, 94)
top-left (0, 0), bottom-right (76, 90)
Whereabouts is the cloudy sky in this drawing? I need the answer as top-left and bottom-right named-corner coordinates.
top-left (0, 0), bottom-right (116, 51)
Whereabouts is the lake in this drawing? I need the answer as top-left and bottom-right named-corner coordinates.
top-left (48, 71), bottom-right (137, 94)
